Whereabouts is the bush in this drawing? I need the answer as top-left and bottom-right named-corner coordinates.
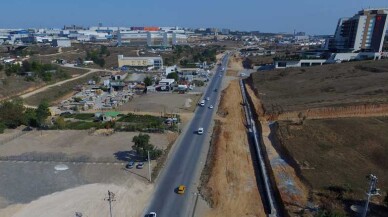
top-left (0, 122), bottom-right (6, 133)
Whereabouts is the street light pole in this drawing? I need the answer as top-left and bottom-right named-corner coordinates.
top-left (362, 174), bottom-right (380, 217)
top-left (148, 151), bottom-right (152, 182)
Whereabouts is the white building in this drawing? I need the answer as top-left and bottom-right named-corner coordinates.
top-left (52, 38), bottom-right (71, 47)
top-left (117, 55), bottom-right (163, 69)
top-left (327, 8), bottom-right (388, 53)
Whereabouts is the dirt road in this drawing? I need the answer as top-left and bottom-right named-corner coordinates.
top-left (204, 80), bottom-right (266, 217)
top-left (19, 66), bottom-right (101, 100)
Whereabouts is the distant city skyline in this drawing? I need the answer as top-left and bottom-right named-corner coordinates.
top-left (0, 0), bottom-right (387, 34)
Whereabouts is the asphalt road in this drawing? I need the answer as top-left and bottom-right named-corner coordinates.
top-left (144, 54), bottom-right (230, 217)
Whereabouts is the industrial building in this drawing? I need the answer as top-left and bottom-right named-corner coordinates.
top-left (117, 55), bottom-right (163, 69)
top-left (51, 38), bottom-right (71, 47)
top-left (326, 8), bottom-right (388, 53)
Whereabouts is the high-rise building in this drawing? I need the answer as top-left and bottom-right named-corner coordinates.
top-left (327, 8), bottom-right (388, 52)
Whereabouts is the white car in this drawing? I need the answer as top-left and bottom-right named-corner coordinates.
top-left (209, 105), bottom-right (213, 109)
top-left (148, 212), bottom-right (157, 217)
top-left (197, 128), bottom-right (204, 135)
top-left (206, 97), bottom-right (210, 101)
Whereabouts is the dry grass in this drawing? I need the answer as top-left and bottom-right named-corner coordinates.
top-left (249, 59), bottom-right (388, 114)
top-left (203, 80), bottom-right (266, 217)
top-left (274, 117), bottom-right (388, 216)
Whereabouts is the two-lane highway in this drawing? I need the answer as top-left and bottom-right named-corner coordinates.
top-left (144, 54), bottom-right (230, 217)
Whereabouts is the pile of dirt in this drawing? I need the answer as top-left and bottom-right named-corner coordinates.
top-left (202, 80), bottom-right (266, 217)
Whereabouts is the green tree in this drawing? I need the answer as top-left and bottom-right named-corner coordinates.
top-left (132, 133), bottom-right (162, 159)
top-left (167, 72), bottom-right (179, 81)
top-left (0, 122), bottom-right (6, 134)
top-left (143, 76), bottom-right (153, 86)
top-left (0, 99), bottom-right (25, 128)
top-left (23, 108), bottom-right (38, 127)
top-left (36, 101), bottom-right (51, 127)
top-left (22, 60), bottom-right (31, 72)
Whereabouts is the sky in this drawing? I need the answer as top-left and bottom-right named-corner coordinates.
top-left (0, 0), bottom-right (387, 35)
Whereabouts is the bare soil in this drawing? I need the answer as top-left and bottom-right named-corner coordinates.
top-left (226, 55), bottom-right (244, 76)
top-left (203, 80), bottom-right (266, 217)
top-left (245, 84), bottom-right (309, 215)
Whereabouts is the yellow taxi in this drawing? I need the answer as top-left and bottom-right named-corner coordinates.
top-left (177, 185), bottom-right (186, 194)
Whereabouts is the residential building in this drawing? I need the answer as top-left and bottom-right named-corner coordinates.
top-left (117, 55), bottom-right (163, 69)
top-left (327, 8), bottom-right (388, 53)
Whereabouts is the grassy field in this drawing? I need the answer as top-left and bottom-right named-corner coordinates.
top-left (249, 59), bottom-right (388, 114)
top-left (274, 117), bottom-right (388, 216)
top-left (24, 71), bottom-right (104, 106)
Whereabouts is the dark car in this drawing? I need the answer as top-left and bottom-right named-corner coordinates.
top-left (136, 162), bottom-right (145, 169)
top-left (126, 161), bottom-right (135, 169)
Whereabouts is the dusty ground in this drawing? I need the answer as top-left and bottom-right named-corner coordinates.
top-left (117, 92), bottom-right (202, 114)
top-left (0, 164), bottom-right (153, 217)
top-left (249, 59), bottom-right (388, 114)
top-left (0, 129), bottom-right (173, 216)
top-left (203, 80), bottom-right (266, 217)
top-left (226, 54), bottom-right (244, 76)
top-left (0, 130), bottom-right (168, 161)
top-left (245, 84), bottom-right (309, 216)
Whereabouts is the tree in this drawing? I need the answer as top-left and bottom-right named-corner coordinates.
top-left (22, 60), bottom-right (31, 72)
top-left (143, 76), bottom-right (153, 86)
top-left (54, 117), bottom-right (66, 129)
top-left (167, 72), bottom-right (179, 81)
top-left (36, 101), bottom-right (51, 127)
top-left (23, 108), bottom-right (38, 127)
top-left (0, 99), bottom-right (25, 128)
top-left (132, 133), bottom-right (162, 159)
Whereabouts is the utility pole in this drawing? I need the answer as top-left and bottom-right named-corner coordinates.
top-left (105, 190), bottom-right (116, 217)
top-left (148, 151), bottom-right (152, 182)
top-left (362, 174), bottom-right (380, 217)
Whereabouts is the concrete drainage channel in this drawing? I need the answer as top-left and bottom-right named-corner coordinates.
top-left (239, 79), bottom-right (280, 217)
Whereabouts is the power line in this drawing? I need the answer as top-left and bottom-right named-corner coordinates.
top-left (105, 190), bottom-right (116, 217)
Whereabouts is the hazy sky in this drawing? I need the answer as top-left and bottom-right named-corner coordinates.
top-left (1, 0), bottom-right (387, 34)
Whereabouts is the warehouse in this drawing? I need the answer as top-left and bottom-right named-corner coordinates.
top-left (117, 55), bottom-right (163, 69)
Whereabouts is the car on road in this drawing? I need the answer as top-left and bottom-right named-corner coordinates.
top-left (206, 97), bottom-right (210, 101)
top-left (197, 128), bottom-right (204, 135)
top-left (147, 212), bottom-right (157, 217)
top-left (214, 88), bottom-right (218, 92)
top-left (177, 185), bottom-right (186, 194)
top-left (125, 161), bottom-right (135, 169)
top-left (209, 105), bottom-right (213, 109)
top-left (136, 162), bottom-right (144, 169)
